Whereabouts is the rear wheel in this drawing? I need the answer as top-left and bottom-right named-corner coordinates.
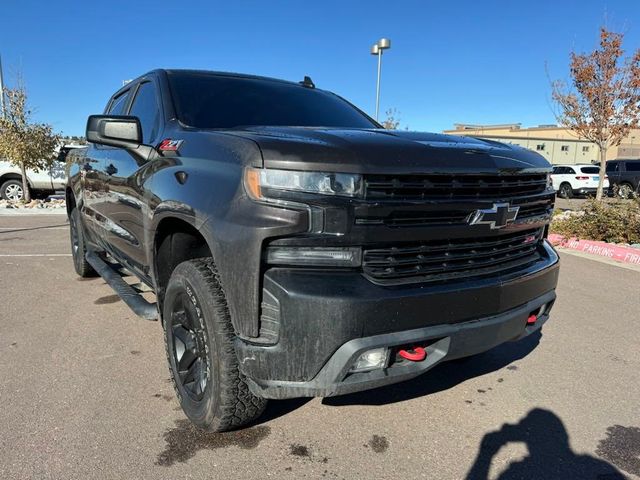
top-left (163, 258), bottom-right (267, 431)
top-left (558, 182), bottom-right (573, 199)
top-left (617, 183), bottom-right (634, 199)
top-left (69, 208), bottom-right (97, 277)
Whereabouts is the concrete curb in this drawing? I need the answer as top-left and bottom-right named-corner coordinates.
top-left (548, 234), bottom-right (640, 266)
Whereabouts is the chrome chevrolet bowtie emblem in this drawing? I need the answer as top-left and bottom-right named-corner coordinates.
top-left (468, 203), bottom-right (519, 229)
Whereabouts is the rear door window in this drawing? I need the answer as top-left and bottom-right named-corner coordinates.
top-left (624, 161), bottom-right (640, 172)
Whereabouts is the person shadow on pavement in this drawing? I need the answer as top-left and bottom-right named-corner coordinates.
top-left (465, 408), bottom-right (626, 480)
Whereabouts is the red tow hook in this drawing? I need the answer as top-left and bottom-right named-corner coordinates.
top-left (527, 314), bottom-right (537, 325)
top-left (398, 347), bottom-right (427, 362)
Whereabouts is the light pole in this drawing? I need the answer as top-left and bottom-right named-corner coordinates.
top-left (0, 55), bottom-right (5, 118)
top-left (371, 38), bottom-right (391, 121)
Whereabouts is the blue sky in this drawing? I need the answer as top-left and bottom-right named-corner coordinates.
top-left (1, 0), bottom-right (638, 136)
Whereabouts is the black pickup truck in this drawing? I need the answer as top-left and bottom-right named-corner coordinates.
top-left (66, 69), bottom-right (559, 431)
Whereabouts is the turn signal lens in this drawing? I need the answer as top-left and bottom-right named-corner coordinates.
top-left (244, 168), bottom-right (262, 200)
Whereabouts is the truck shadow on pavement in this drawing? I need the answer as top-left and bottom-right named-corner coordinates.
top-left (323, 330), bottom-right (543, 408)
top-left (465, 408), bottom-right (627, 479)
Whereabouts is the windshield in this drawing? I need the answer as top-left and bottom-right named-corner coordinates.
top-left (580, 166), bottom-right (599, 174)
top-left (167, 72), bottom-right (377, 129)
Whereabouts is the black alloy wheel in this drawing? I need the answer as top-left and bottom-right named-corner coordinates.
top-left (169, 292), bottom-right (210, 401)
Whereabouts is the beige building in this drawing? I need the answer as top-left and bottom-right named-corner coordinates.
top-left (443, 124), bottom-right (640, 165)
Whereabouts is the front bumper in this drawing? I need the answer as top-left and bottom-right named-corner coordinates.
top-left (236, 241), bottom-right (559, 399)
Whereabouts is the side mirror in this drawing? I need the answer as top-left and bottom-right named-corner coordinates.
top-left (86, 115), bottom-right (142, 148)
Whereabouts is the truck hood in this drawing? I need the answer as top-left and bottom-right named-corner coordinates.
top-left (228, 126), bottom-right (551, 174)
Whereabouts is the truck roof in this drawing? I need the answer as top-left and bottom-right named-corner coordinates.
top-left (164, 69), bottom-right (305, 86)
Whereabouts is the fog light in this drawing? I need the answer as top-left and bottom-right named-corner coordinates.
top-left (350, 348), bottom-right (389, 373)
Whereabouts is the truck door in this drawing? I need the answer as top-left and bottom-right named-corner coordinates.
top-left (622, 161), bottom-right (640, 192)
top-left (82, 89), bottom-right (132, 249)
top-left (101, 79), bottom-right (162, 279)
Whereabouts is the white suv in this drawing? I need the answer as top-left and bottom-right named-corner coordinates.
top-left (551, 164), bottom-right (609, 199)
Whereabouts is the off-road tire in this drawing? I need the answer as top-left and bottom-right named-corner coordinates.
top-left (69, 208), bottom-right (97, 277)
top-left (163, 258), bottom-right (267, 431)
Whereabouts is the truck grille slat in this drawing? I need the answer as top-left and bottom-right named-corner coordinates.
top-left (363, 228), bottom-right (544, 284)
top-left (365, 174), bottom-right (548, 201)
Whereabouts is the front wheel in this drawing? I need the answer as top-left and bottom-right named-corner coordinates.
top-left (163, 258), bottom-right (267, 431)
top-left (0, 179), bottom-right (26, 201)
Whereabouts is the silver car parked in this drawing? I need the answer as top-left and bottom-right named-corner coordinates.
top-left (0, 145), bottom-right (84, 201)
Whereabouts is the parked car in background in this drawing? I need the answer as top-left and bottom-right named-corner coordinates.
top-left (606, 159), bottom-right (640, 198)
top-left (550, 164), bottom-right (609, 199)
top-left (0, 145), bottom-right (84, 201)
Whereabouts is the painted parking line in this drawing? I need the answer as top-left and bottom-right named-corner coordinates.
top-left (0, 254), bottom-right (72, 257)
top-left (0, 227), bottom-right (68, 231)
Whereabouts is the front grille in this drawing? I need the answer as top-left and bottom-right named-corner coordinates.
top-left (364, 174), bottom-right (548, 201)
top-left (355, 200), bottom-right (553, 228)
top-left (362, 229), bottom-right (544, 284)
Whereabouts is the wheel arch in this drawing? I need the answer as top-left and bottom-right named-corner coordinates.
top-left (152, 215), bottom-right (214, 317)
top-left (0, 173), bottom-right (32, 188)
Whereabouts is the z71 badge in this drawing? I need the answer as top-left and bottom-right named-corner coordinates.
top-left (158, 138), bottom-right (184, 153)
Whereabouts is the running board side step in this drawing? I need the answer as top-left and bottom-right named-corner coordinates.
top-left (86, 251), bottom-right (158, 321)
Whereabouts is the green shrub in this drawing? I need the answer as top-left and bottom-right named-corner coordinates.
top-left (551, 199), bottom-right (640, 244)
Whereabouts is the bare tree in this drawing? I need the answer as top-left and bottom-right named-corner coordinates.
top-left (381, 108), bottom-right (401, 129)
top-left (551, 27), bottom-right (640, 200)
top-left (0, 83), bottom-right (60, 202)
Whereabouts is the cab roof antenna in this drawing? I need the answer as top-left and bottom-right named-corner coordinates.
top-left (299, 76), bottom-right (315, 88)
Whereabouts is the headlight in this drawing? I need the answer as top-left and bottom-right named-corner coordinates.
top-left (546, 173), bottom-right (553, 189)
top-left (244, 168), bottom-right (363, 200)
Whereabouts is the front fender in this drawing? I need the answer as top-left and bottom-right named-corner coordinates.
top-left (147, 155), bottom-right (307, 338)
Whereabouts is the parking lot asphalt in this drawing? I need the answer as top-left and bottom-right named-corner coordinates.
top-left (1, 214), bottom-right (639, 480)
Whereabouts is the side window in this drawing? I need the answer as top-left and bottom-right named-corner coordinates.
top-left (625, 162), bottom-right (640, 172)
top-left (552, 167), bottom-right (560, 174)
top-left (566, 167), bottom-right (576, 175)
top-left (128, 82), bottom-right (160, 143)
top-left (108, 90), bottom-right (130, 115)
